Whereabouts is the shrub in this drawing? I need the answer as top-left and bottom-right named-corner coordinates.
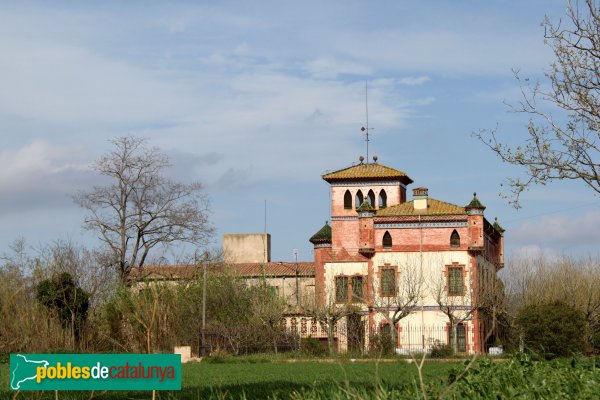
top-left (206, 348), bottom-right (233, 363)
top-left (369, 333), bottom-right (394, 356)
top-left (36, 272), bottom-right (90, 345)
top-left (300, 337), bottom-right (327, 356)
top-left (516, 302), bottom-right (585, 358)
top-left (429, 340), bottom-right (453, 358)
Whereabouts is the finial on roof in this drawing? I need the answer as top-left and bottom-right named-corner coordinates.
top-left (466, 192), bottom-right (486, 210)
top-left (373, 155), bottom-right (378, 163)
top-left (359, 155), bottom-right (365, 164)
top-left (493, 217), bottom-right (505, 234)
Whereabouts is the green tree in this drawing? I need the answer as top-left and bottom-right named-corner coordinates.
top-left (36, 272), bottom-right (90, 347)
top-left (516, 302), bottom-right (585, 358)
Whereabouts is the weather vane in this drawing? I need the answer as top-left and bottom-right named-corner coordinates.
top-left (360, 80), bottom-right (374, 163)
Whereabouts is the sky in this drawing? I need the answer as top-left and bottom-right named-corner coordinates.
top-left (0, 0), bottom-right (598, 263)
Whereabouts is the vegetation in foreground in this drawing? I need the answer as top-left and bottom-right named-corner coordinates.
top-left (1, 355), bottom-right (599, 399)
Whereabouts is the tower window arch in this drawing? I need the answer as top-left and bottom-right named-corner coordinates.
top-left (383, 231), bottom-right (392, 249)
top-left (367, 190), bottom-right (375, 207)
top-left (355, 190), bottom-right (364, 208)
top-left (379, 190), bottom-right (387, 208)
top-left (450, 230), bottom-right (460, 248)
top-left (344, 190), bottom-right (352, 209)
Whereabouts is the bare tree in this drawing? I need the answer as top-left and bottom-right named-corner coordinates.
top-left (250, 285), bottom-right (287, 353)
top-left (74, 137), bottom-right (213, 284)
top-left (475, 0), bottom-right (600, 207)
top-left (370, 261), bottom-right (423, 351)
top-left (305, 292), bottom-right (355, 355)
top-left (430, 272), bottom-right (475, 354)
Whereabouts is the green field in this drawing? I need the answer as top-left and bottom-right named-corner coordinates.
top-left (1, 359), bottom-right (454, 399)
top-left (2, 356), bottom-right (599, 399)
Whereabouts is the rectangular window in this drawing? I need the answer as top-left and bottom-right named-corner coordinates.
top-left (380, 323), bottom-right (391, 337)
top-left (380, 268), bottom-right (396, 296)
top-left (335, 276), bottom-right (349, 303)
top-left (448, 267), bottom-right (464, 295)
top-left (351, 276), bottom-right (364, 302)
top-left (449, 324), bottom-right (467, 352)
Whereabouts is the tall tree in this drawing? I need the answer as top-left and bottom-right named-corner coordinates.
top-left (475, 0), bottom-right (600, 207)
top-left (74, 137), bottom-right (213, 284)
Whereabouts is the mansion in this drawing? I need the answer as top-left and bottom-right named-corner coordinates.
top-left (137, 158), bottom-right (505, 354)
top-left (305, 158), bottom-right (505, 354)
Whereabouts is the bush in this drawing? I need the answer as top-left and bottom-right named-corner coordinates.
top-left (369, 333), bottom-right (394, 356)
top-left (517, 302), bottom-right (585, 358)
top-left (205, 348), bottom-right (233, 363)
top-left (300, 337), bottom-right (327, 356)
top-left (429, 340), bottom-right (453, 358)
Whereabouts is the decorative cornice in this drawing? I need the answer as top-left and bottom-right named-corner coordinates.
top-left (466, 209), bottom-right (484, 215)
top-left (375, 221), bottom-right (468, 229)
top-left (332, 216), bottom-right (359, 221)
top-left (374, 214), bottom-right (467, 223)
top-left (330, 181), bottom-right (406, 188)
top-left (357, 305), bottom-right (473, 315)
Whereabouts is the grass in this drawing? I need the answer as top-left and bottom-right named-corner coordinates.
top-left (0, 358), bottom-right (457, 399)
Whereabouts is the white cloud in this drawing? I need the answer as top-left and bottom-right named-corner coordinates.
top-left (0, 38), bottom-right (197, 126)
top-left (511, 210), bottom-right (600, 249)
top-left (511, 244), bottom-right (559, 260)
top-left (0, 141), bottom-right (91, 213)
top-left (149, 74), bottom-right (418, 185)
top-left (306, 56), bottom-right (372, 79)
top-left (398, 76), bottom-right (431, 86)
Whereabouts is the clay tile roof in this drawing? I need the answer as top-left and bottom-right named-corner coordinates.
top-left (309, 222), bottom-right (332, 244)
top-left (130, 262), bottom-right (315, 280)
top-left (376, 198), bottom-right (466, 216)
top-left (129, 264), bottom-right (198, 280)
top-left (225, 262), bottom-right (315, 277)
top-left (322, 163), bottom-right (413, 184)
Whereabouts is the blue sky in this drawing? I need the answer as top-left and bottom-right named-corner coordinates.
top-left (1, 1), bottom-right (598, 262)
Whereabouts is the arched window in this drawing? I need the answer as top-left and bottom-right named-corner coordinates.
top-left (378, 190), bottom-right (387, 208)
top-left (344, 190), bottom-right (352, 209)
top-left (383, 231), bottom-right (392, 249)
top-left (367, 190), bottom-right (375, 207)
top-left (355, 190), bottom-right (364, 208)
top-left (450, 230), bottom-right (460, 248)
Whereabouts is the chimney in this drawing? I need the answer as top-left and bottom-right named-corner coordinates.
top-left (413, 187), bottom-right (429, 210)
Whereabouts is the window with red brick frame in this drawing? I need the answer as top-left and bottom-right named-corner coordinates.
top-left (335, 276), bottom-right (349, 302)
top-left (380, 268), bottom-right (396, 296)
top-left (447, 266), bottom-right (464, 295)
top-left (335, 275), bottom-right (365, 303)
top-left (448, 323), bottom-right (467, 352)
top-left (351, 276), bottom-right (364, 302)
